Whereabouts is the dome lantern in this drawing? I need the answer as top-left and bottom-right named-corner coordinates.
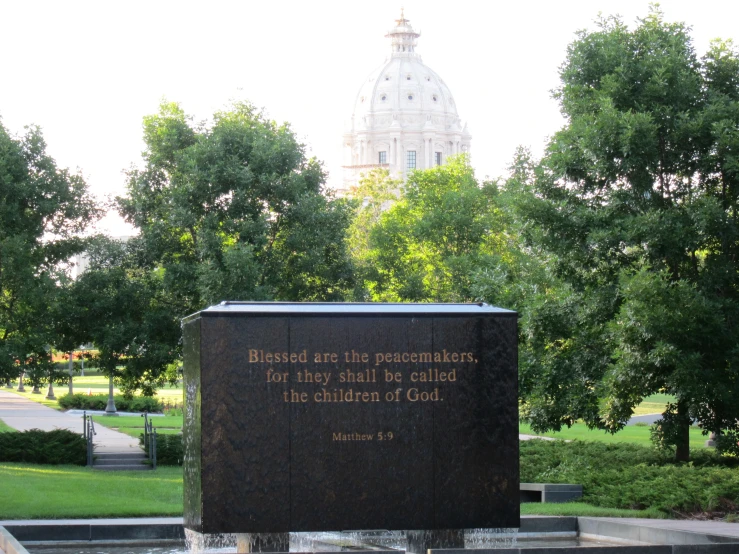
top-left (385, 9), bottom-right (421, 58)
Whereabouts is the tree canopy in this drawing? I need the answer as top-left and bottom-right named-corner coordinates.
top-left (119, 101), bottom-right (354, 314)
top-left (515, 8), bottom-right (739, 460)
top-left (0, 120), bottom-right (98, 385)
top-left (55, 237), bottom-right (181, 396)
top-left (350, 156), bottom-right (509, 302)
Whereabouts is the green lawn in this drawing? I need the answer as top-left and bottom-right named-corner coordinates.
top-left (520, 502), bottom-right (665, 518)
top-left (0, 461), bottom-right (665, 520)
top-left (0, 463), bottom-right (183, 519)
top-left (0, 419), bottom-right (16, 432)
top-left (4, 374), bottom-right (184, 411)
top-left (519, 421), bottom-right (709, 449)
top-left (92, 414), bottom-right (183, 438)
top-left (0, 462), bottom-right (679, 520)
top-left (632, 393), bottom-right (675, 415)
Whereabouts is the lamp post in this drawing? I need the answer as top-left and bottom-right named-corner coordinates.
top-left (68, 350), bottom-right (74, 395)
top-left (46, 369), bottom-right (56, 400)
top-left (104, 371), bottom-right (117, 416)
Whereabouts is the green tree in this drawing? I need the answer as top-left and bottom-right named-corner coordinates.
top-left (57, 237), bottom-right (180, 398)
top-left (516, 8), bottom-right (739, 460)
top-left (345, 168), bottom-right (401, 300)
top-left (118, 101), bottom-right (353, 318)
top-left (354, 155), bottom-right (508, 302)
top-left (0, 120), bottom-right (98, 387)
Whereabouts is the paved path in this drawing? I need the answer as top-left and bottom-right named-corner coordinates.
top-left (0, 390), bottom-right (141, 453)
top-left (519, 433), bottom-right (554, 441)
top-left (627, 413), bottom-right (664, 425)
top-left (593, 517), bottom-right (739, 539)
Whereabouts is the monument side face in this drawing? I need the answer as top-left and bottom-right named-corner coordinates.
top-left (182, 318), bottom-right (202, 532)
top-left (183, 303), bottom-right (519, 534)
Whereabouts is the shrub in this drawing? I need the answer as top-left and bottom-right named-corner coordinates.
top-left (58, 394), bottom-right (106, 410)
top-left (520, 440), bottom-right (739, 514)
top-left (58, 394), bottom-right (162, 413)
top-left (120, 396), bottom-right (163, 413)
top-left (140, 433), bottom-right (183, 466)
top-left (0, 429), bottom-right (86, 465)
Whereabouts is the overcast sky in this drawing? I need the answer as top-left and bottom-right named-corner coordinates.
top-left (2, 1), bottom-right (739, 235)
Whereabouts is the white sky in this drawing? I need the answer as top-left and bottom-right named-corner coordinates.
top-left (2, 1), bottom-right (739, 235)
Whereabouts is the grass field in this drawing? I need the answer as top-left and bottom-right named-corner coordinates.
top-left (0, 419), bottom-right (15, 432)
top-left (0, 463), bottom-right (183, 519)
top-left (4, 374), bottom-right (184, 411)
top-left (632, 393), bottom-right (675, 415)
top-left (518, 421), bottom-right (709, 449)
top-left (91, 415), bottom-right (183, 438)
top-left (520, 502), bottom-right (665, 518)
top-left (0, 462), bottom-right (663, 520)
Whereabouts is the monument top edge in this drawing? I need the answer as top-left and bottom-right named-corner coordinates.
top-left (185, 301), bottom-right (516, 320)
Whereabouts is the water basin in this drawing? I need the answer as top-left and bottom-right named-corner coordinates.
top-left (25, 535), bottom-right (623, 553)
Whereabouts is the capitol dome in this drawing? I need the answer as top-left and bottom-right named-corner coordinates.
top-left (343, 10), bottom-right (471, 188)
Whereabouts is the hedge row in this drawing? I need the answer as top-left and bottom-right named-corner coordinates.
top-left (0, 429), bottom-right (86, 465)
top-left (520, 440), bottom-right (739, 514)
top-left (140, 433), bottom-right (183, 466)
top-left (58, 394), bottom-right (162, 413)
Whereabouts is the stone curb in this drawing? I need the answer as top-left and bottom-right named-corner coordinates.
top-left (2, 517), bottom-right (739, 553)
top-left (433, 547), bottom-right (739, 553)
top-left (0, 526), bottom-right (29, 554)
top-left (1, 522), bottom-right (184, 543)
top-left (577, 517), bottom-right (739, 546)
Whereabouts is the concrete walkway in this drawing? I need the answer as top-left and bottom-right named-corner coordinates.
top-left (593, 517), bottom-right (739, 540)
top-left (0, 390), bottom-right (141, 454)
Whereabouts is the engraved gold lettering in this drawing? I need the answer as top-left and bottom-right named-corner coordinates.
top-left (339, 369), bottom-right (376, 383)
top-left (407, 387), bottom-right (442, 402)
top-left (266, 369), bottom-right (289, 383)
top-left (384, 369), bottom-right (402, 382)
top-left (283, 390), bottom-right (308, 402)
top-left (344, 350), bottom-right (369, 363)
top-left (332, 432), bottom-right (375, 441)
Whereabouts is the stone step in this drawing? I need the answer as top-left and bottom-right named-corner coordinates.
top-left (93, 464), bottom-right (153, 471)
top-left (95, 451), bottom-right (147, 460)
top-left (94, 457), bottom-right (148, 466)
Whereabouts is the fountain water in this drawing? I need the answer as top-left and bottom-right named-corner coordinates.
top-left (180, 528), bottom-right (519, 553)
top-left (184, 529), bottom-right (237, 553)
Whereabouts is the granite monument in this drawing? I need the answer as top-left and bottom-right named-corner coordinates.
top-left (182, 302), bottom-right (519, 550)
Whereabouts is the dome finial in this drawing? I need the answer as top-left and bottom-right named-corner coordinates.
top-left (387, 9), bottom-right (420, 58)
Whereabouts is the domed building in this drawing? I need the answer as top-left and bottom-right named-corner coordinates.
top-left (343, 10), bottom-right (471, 189)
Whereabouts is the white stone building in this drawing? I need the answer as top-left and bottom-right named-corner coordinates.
top-left (343, 10), bottom-right (471, 190)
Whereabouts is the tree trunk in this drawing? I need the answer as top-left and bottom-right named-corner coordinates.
top-left (675, 400), bottom-right (691, 462)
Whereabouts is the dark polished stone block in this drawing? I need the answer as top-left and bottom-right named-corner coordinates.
top-left (183, 302), bottom-right (519, 534)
